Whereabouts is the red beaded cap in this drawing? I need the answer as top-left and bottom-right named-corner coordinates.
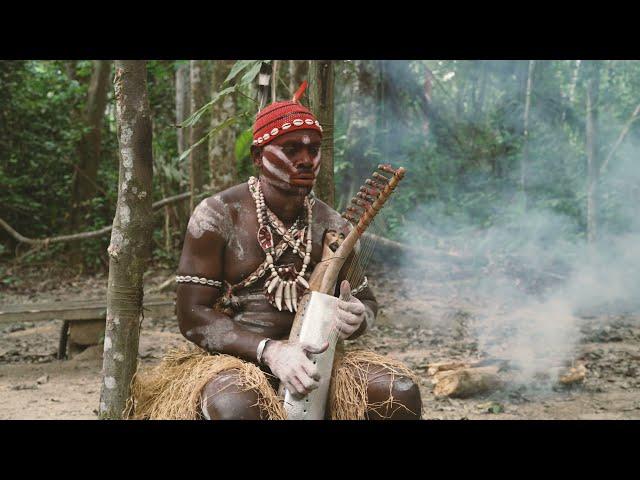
top-left (252, 81), bottom-right (323, 146)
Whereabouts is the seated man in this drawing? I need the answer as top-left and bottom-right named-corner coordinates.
top-left (130, 87), bottom-right (422, 420)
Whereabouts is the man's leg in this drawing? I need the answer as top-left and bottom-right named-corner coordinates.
top-left (365, 365), bottom-right (422, 420)
top-left (200, 368), bottom-right (265, 420)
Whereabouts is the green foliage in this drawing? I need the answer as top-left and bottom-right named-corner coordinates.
top-left (4, 59), bottom-right (640, 272)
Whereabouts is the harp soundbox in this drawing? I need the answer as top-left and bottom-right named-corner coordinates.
top-left (280, 164), bottom-right (406, 419)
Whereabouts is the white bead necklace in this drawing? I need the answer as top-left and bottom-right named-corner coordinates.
top-left (248, 176), bottom-right (313, 312)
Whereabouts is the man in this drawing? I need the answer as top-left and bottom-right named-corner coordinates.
top-left (130, 84), bottom-right (422, 420)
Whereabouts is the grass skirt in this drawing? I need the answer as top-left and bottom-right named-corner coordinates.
top-left (127, 344), bottom-right (417, 420)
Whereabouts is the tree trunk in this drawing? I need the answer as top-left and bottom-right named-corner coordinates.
top-left (189, 60), bottom-right (209, 212)
top-left (70, 60), bottom-right (111, 229)
top-left (99, 61), bottom-right (154, 419)
top-left (586, 61), bottom-right (602, 244)
top-left (174, 62), bottom-right (190, 237)
top-left (289, 60), bottom-right (308, 98)
top-left (343, 61), bottom-right (376, 208)
top-left (309, 60), bottom-right (335, 207)
top-left (521, 60), bottom-right (535, 209)
top-left (175, 63), bottom-right (189, 158)
top-left (209, 60), bottom-right (237, 192)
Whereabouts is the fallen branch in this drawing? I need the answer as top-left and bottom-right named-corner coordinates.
top-left (0, 189), bottom-right (212, 247)
top-left (363, 232), bottom-right (468, 261)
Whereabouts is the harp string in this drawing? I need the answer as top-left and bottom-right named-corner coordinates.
top-left (326, 168), bottom-right (399, 346)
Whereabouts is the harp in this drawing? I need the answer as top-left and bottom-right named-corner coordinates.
top-left (280, 164), bottom-right (406, 419)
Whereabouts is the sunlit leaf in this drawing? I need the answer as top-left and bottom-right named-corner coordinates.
top-left (179, 117), bottom-right (238, 162)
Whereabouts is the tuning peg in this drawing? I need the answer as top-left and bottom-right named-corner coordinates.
top-left (359, 186), bottom-right (380, 197)
top-left (356, 191), bottom-right (376, 203)
top-left (346, 205), bottom-right (362, 216)
top-left (353, 198), bottom-right (372, 209)
top-left (342, 211), bottom-right (358, 223)
top-left (378, 164), bottom-right (399, 175)
top-left (372, 172), bottom-right (391, 183)
top-left (365, 178), bottom-right (387, 190)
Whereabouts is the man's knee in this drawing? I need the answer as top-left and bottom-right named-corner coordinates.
top-left (201, 369), bottom-right (263, 420)
top-left (366, 370), bottom-right (422, 420)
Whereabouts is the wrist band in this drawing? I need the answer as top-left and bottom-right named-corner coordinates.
top-left (256, 338), bottom-right (271, 365)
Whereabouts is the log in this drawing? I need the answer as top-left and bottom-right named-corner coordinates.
top-left (0, 297), bottom-right (174, 325)
top-left (557, 364), bottom-right (587, 385)
top-left (427, 361), bottom-right (475, 376)
top-left (433, 366), bottom-right (501, 398)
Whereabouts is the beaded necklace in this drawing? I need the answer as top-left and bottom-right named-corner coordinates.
top-left (248, 176), bottom-right (313, 312)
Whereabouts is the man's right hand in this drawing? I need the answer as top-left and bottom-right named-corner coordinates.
top-left (262, 340), bottom-right (329, 397)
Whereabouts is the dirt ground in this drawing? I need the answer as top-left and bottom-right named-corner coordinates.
top-left (1, 262), bottom-right (639, 420)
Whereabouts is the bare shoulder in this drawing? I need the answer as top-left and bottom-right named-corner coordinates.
top-left (312, 197), bottom-right (351, 236)
top-left (187, 182), bottom-right (250, 240)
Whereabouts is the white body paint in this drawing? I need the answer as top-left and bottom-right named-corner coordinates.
top-left (187, 197), bottom-right (231, 239)
top-left (186, 318), bottom-right (239, 351)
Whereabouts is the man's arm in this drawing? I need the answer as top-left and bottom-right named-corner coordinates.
top-left (176, 199), bottom-right (265, 363)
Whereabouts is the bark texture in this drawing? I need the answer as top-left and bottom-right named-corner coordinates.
top-left (289, 60), bottom-right (308, 97)
top-left (189, 60), bottom-right (209, 211)
top-left (208, 60), bottom-right (237, 192)
top-left (71, 60), bottom-right (112, 229)
top-left (309, 60), bottom-right (335, 207)
top-left (99, 61), bottom-right (154, 419)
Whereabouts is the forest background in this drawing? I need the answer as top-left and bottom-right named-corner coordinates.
top-left (1, 60), bottom-right (639, 283)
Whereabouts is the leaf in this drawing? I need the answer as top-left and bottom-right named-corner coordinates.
top-left (224, 60), bottom-right (257, 84)
top-left (240, 61), bottom-right (265, 86)
top-left (179, 117), bottom-right (238, 162)
top-left (179, 86), bottom-right (237, 129)
top-left (234, 128), bottom-right (254, 162)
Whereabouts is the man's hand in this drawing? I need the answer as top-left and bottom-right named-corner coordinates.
top-left (335, 280), bottom-right (366, 340)
top-left (262, 340), bottom-right (329, 397)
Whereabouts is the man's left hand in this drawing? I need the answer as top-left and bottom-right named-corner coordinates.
top-left (335, 280), bottom-right (366, 340)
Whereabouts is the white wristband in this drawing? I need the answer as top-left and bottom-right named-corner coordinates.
top-left (256, 338), bottom-right (271, 365)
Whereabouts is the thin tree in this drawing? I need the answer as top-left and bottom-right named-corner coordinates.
top-left (209, 60), bottom-right (237, 192)
top-left (585, 60), bottom-right (602, 243)
top-left (70, 60), bottom-right (112, 230)
top-left (189, 60), bottom-right (209, 212)
top-left (308, 60), bottom-right (335, 207)
top-left (521, 59), bottom-right (535, 209)
top-left (99, 61), bottom-right (154, 419)
top-left (175, 62), bottom-right (189, 158)
top-left (174, 61), bottom-right (190, 235)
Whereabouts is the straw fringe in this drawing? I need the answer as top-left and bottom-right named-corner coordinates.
top-left (329, 349), bottom-right (419, 420)
top-left (126, 346), bottom-right (417, 420)
top-left (126, 345), bottom-right (286, 420)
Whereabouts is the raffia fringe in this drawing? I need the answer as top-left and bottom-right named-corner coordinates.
top-left (328, 349), bottom-right (419, 420)
top-left (125, 345), bottom-right (286, 420)
top-left (126, 346), bottom-right (416, 420)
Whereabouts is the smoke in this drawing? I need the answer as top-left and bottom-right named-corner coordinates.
top-left (336, 60), bottom-right (640, 388)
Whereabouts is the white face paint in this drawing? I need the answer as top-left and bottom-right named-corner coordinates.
top-left (312, 150), bottom-right (322, 176)
top-left (301, 135), bottom-right (311, 145)
top-left (264, 144), bottom-right (294, 167)
top-left (262, 156), bottom-right (291, 184)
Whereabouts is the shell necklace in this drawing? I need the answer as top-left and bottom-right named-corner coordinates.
top-left (248, 176), bottom-right (313, 312)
